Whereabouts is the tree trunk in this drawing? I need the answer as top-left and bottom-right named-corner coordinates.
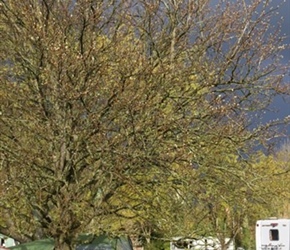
top-left (54, 239), bottom-right (74, 250)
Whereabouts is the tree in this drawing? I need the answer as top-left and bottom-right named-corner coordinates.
top-left (0, 0), bottom-right (289, 249)
top-left (272, 140), bottom-right (290, 218)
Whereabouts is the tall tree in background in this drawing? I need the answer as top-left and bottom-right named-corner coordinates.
top-left (0, 0), bottom-right (289, 249)
top-left (272, 141), bottom-right (290, 218)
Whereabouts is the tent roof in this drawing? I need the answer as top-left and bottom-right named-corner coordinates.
top-left (8, 238), bottom-right (54, 250)
top-left (8, 235), bottom-right (133, 250)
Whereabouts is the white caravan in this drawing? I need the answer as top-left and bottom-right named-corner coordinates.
top-left (170, 237), bottom-right (234, 250)
top-left (256, 218), bottom-right (290, 250)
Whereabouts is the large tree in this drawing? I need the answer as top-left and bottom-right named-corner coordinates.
top-left (0, 0), bottom-right (289, 249)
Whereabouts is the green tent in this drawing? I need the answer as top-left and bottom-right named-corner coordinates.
top-left (8, 238), bottom-right (54, 250)
top-left (8, 235), bottom-right (133, 250)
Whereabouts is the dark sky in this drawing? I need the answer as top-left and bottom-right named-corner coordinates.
top-left (273, 0), bottom-right (290, 70)
top-left (209, 0), bottom-right (290, 140)
top-left (267, 0), bottom-right (290, 138)
top-left (210, 0), bottom-right (290, 138)
top-left (280, 0), bottom-right (290, 64)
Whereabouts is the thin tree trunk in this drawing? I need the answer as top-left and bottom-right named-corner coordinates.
top-left (54, 239), bottom-right (74, 250)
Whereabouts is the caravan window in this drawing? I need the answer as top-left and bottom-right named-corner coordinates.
top-left (269, 229), bottom-right (279, 241)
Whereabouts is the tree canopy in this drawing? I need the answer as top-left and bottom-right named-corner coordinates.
top-left (0, 0), bottom-right (289, 249)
